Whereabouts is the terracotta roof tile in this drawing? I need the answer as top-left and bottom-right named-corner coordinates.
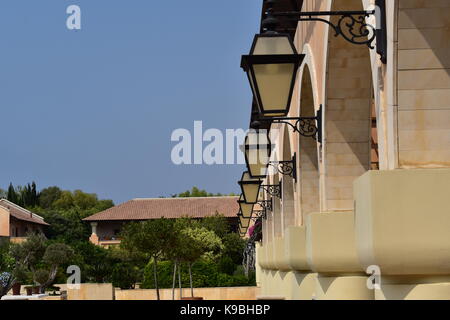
top-left (0, 199), bottom-right (49, 226)
top-left (83, 196), bottom-right (240, 222)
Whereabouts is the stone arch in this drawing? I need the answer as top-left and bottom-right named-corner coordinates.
top-left (280, 125), bottom-right (296, 232)
top-left (323, 0), bottom-right (375, 211)
top-left (271, 172), bottom-right (283, 238)
top-left (298, 64), bottom-right (320, 223)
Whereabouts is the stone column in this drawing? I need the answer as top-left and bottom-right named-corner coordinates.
top-left (89, 222), bottom-right (99, 245)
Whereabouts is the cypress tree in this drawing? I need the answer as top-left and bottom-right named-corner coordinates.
top-left (7, 183), bottom-right (18, 205)
top-left (31, 181), bottom-right (38, 207)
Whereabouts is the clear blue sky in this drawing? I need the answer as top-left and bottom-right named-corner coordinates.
top-left (0, 0), bottom-right (261, 204)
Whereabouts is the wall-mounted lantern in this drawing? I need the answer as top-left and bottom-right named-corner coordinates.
top-left (238, 195), bottom-right (255, 219)
top-left (238, 171), bottom-right (262, 204)
top-left (244, 130), bottom-right (272, 179)
top-left (238, 211), bottom-right (251, 229)
top-left (241, 33), bottom-right (304, 117)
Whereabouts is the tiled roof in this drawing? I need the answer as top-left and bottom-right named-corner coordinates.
top-left (0, 199), bottom-right (49, 226)
top-left (83, 197), bottom-right (239, 222)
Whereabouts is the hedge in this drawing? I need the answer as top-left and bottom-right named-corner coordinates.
top-left (141, 260), bottom-right (255, 289)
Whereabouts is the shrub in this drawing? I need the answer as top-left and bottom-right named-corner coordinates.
top-left (141, 259), bottom-right (256, 289)
top-left (111, 263), bottom-right (140, 289)
top-left (218, 256), bottom-right (236, 275)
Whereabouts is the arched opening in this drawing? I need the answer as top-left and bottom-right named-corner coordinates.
top-left (272, 173), bottom-right (283, 238)
top-left (280, 125), bottom-right (296, 232)
top-left (323, 0), bottom-right (376, 211)
top-left (298, 65), bottom-right (320, 223)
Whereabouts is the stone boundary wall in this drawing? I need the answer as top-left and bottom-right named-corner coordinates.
top-left (115, 286), bottom-right (259, 300)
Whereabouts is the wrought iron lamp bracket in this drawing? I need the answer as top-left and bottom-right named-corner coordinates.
top-left (274, 11), bottom-right (376, 48)
top-left (252, 210), bottom-right (267, 220)
top-left (262, 0), bottom-right (387, 63)
top-left (261, 182), bottom-right (282, 198)
top-left (258, 200), bottom-right (273, 212)
top-left (269, 153), bottom-right (297, 182)
top-left (252, 105), bottom-right (323, 143)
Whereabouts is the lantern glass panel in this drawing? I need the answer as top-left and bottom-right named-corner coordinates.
top-left (252, 35), bottom-right (296, 55)
top-left (239, 199), bottom-right (254, 219)
top-left (239, 215), bottom-right (251, 228)
top-left (240, 172), bottom-right (261, 204)
top-left (252, 63), bottom-right (295, 114)
top-left (244, 130), bottom-right (271, 179)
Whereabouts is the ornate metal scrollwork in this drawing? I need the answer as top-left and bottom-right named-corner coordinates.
top-left (252, 209), bottom-right (267, 220)
top-left (266, 8), bottom-right (381, 53)
top-left (252, 105), bottom-right (322, 143)
top-left (261, 183), bottom-right (281, 198)
top-left (269, 153), bottom-right (297, 182)
top-left (258, 200), bottom-right (272, 212)
top-left (335, 13), bottom-right (376, 49)
top-left (271, 117), bottom-right (318, 138)
top-left (295, 118), bottom-right (319, 137)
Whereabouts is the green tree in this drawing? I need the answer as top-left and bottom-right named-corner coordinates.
top-left (36, 209), bottom-right (91, 243)
top-left (10, 233), bottom-right (47, 269)
top-left (221, 233), bottom-right (246, 266)
top-left (201, 213), bottom-right (229, 239)
top-left (10, 234), bottom-right (73, 293)
top-left (7, 183), bottom-right (20, 205)
top-left (174, 186), bottom-right (236, 198)
top-left (120, 218), bottom-right (175, 300)
top-left (176, 226), bottom-right (223, 298)
top-left (69, 241), bottom-right (112, 283)
top-left (0, 188), bottom-right (6, 199)
top-left (37, 243), bottom-right (73, 292)
top-left (39, 186), bottom-right (62, 209)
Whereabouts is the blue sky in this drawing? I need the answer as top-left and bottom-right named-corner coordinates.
top-left (0, 0), bottom-right (261, 204)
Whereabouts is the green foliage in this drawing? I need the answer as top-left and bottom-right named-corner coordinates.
top-left (111, 263), bottom-right (141, 289)
top-left (216, 272), bottom-right (255, 287)
top-left (12, 263), bottom-right (31, 283)
top-left (0, 188), bottom-right (6, 199)
top-left (38, 186), bottom-right (63, 209)
top-left (0, 242), bottom-right (14, 273)
top-left (43, 243), bottom-right (73, 266)
top-left (221, 233), bottom-right (246, 266)
top-left (7, 183), bottom-right (20, 206)
top-left (10, 233), bottom-right (47, 268)
top-left (121, 219), bottom-right (175, 260)
top-left (201, 214), bottom-right (229, 239)
top-left (120, 218), bottom-right (176, 299)
top-left (51, 190), bottom-right (114, 218)
top-left (36, 210), bottom-right (91, 243)
top-left (69, 241), bottom-right (112, 283)
top-left (33, 269), bottom-right (50, 285)
top-left (142, 260), bottom-right (255, 289)
top-left (4, 182), bottom-right (114, 218)
top-left (174, 186), bottom-right (236, 198)
top-left (8, 234), bottom-right (75, 291)
top-left (6, 182), bottom-right (39, 208)
top-left (177, 226), bottom-right (224, 264)
top-left (217, 256), bottom-right (236, 275)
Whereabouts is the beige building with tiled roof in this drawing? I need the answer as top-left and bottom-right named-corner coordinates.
top-left (83, 197), bottom-right (239, 247)
top-left (0, 199), bottom-right (49, 244)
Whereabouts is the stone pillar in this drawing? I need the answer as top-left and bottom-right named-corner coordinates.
top-left (89, 222), bottom-right (99, 245)
top-left (354, 169), bottom-right (450, 300)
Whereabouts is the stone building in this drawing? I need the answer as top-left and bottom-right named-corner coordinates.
top-left (0, 199), bottom-right (49, 243)
top-left (239, 0), bottom-right (450, 300)
top-left (83, 196), bottom-right (239, 247)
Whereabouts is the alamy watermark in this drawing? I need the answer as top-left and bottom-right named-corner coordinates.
top-left (66, 5), bottom-right (81, 30)
top-left (66, 265), bottom-right (81, 290)
top-left (170, 121), bottom-right (284, 170)
top-left (366, 265), bottom-right (381, 290)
